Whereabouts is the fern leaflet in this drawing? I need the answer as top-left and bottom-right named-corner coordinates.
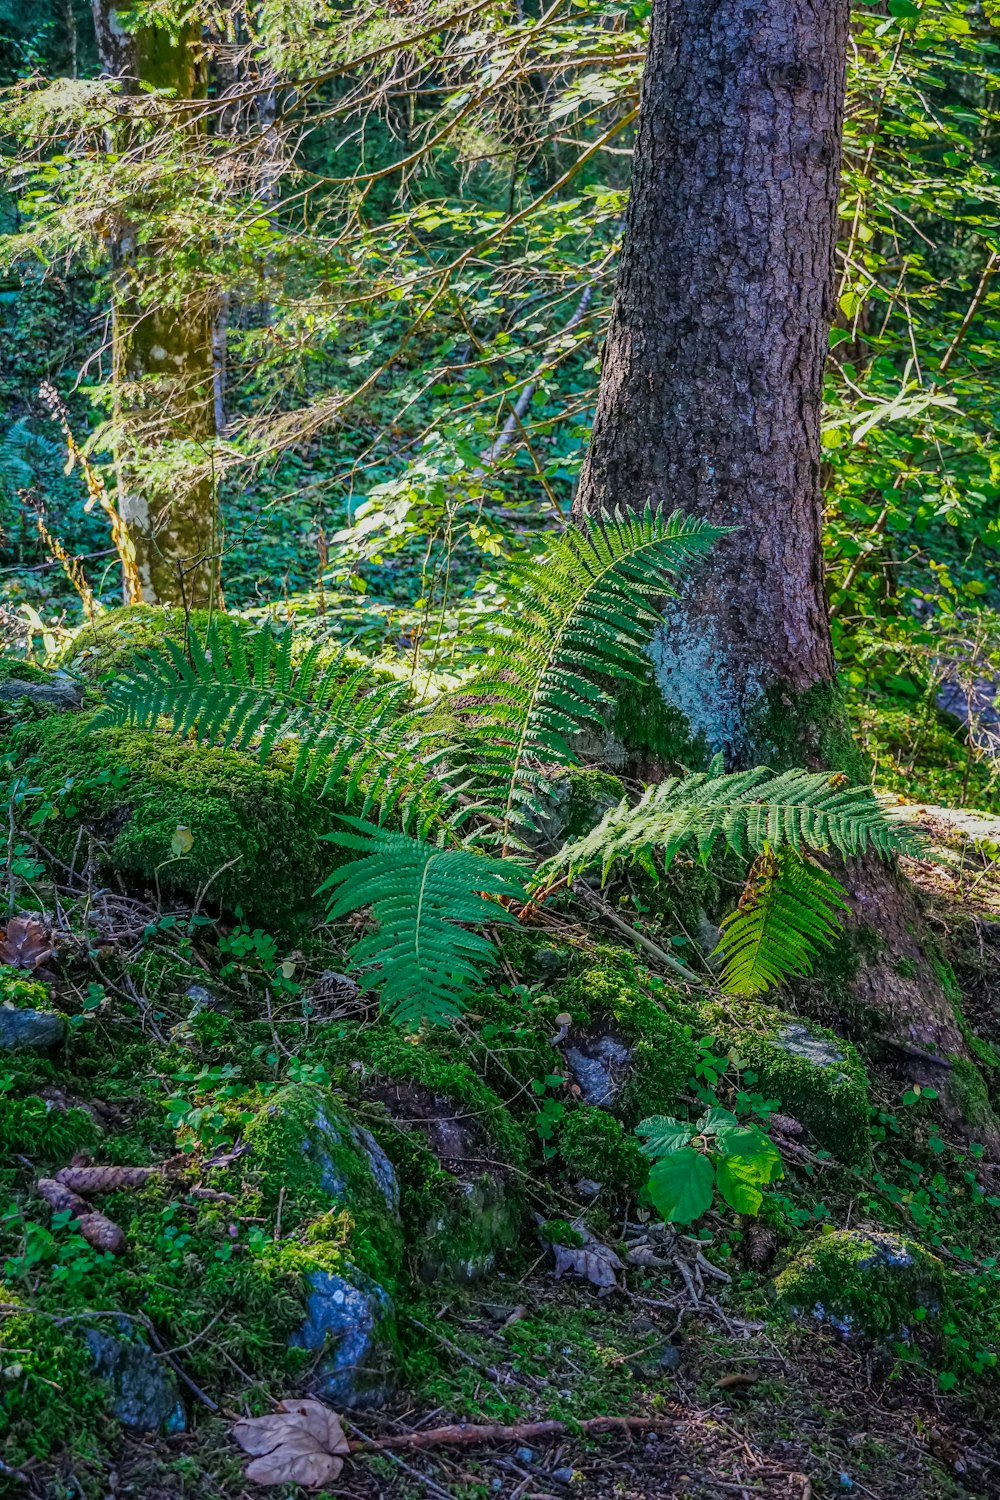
top-left (542, 764), bottom-right (918, 881)
top-left (93, 615), bottom-right (460, 831)
top-left (461, 506), bottom-right (723, 846)
top-left (714, 847), bottom-right (848, 995)
top-left (319, 820), bottom-right (530, 1028)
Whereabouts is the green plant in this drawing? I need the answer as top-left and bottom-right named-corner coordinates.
top-left (95, 515), bottom-right (913, 1023)
top-left (636, 1106), bottom-right (783, 1224)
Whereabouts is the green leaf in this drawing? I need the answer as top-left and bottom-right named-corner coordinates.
top-left (696, 1106), bottom-right (739, 1138)
top-left (715, 1154), bottom-right (765, 1216)
top-left (888, 0), bottom-right (920, 18)
top-left (646, 1147), bottom-right (715, 1224)
top-left (635, 1115), bottom-right (695, 1159)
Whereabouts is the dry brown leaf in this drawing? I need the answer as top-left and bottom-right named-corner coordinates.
top-left (0, 916), bottom-right (55, 971)
top-left (551, 1236), bottom-right (623, 1289)
top-left (715, 1371), bottom-right (760, 1391)
top-left (233, 1398), bottom-right (349, 1488)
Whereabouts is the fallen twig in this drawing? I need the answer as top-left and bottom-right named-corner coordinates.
top-left (347, 1414), bottom-right (676, 1454)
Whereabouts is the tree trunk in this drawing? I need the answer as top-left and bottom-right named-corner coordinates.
top-left (574, 0), bottom-right (849, 771)
top-left (93, 2), bottom-right (219, 608)
top-left (575, 0), bottom-right (988, 1127)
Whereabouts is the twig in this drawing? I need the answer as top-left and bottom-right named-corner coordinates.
top-left (574, 886), bottom-right (702, 985)
top-left (347, 1414), bottom-right (677, 1454)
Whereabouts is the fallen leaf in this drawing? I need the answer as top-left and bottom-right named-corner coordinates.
top-left (550, 1232), bottom-right (623, 1289)
top-left (233, 1398), bottom-right (350, 1488)
top-left (715, 1370), bottom-right (760, 1391)
top-left (171, 825), bottom-right (194, 856)
top-left (0, 916), bottom-right (55, 971)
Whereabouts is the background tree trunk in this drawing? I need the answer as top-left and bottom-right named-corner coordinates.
top-left (574, 0), bottom-right (849, 770)
top-left (575, 0), bottom-right (987, 1125)
top-left (92, 1), bottom-right (219, 608)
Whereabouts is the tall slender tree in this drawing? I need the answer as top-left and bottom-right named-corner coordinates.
top-left (92, 1), bottom-right (219, 607)
top-left (574, 0), bottom-right (985, 1101)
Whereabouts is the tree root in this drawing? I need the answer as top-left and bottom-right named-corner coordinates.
top-left (348, 1415), bottom-right (676, 1454)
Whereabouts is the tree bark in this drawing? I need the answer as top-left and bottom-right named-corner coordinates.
top-left (92, 2), bottom-right (220, 608)
top-left (574, 0), bottom-right (991, 1130)
top-left (574, 0), bottom-right (848, 769)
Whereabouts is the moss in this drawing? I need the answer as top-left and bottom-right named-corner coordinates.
top-left (50, 603), bottom-right (214, 682)
top-left (610, 673), bottom-right (710, 771)
top-left (0, 1095), bottom-right (99, 1160)
top-left (3, 710), bottom-right (340, 926)
top-left (701, 1000), bottom-right (872, 1166)
top-left (947, 1056), bottom-right (998, 1131)
top-left (561, 767), bottom-right (625, 839)
top-left (242, 1083), bottom-right (403, 1285)
top-left (540, 1217), bottom-right (585, 1247)
top-left (744, 679), bottom-right (871, 781)
top-left (0, 657), bottom-right (53, 686)
top-left (0, 967), bottom-right (50, 1009)
top-left (558, 1106), bottom-right (647, 1194)
top-left (774, 1229), bottom-right (944, 1340)
top-left (0, 1305), bottom-right (114, 1464)
top-left (554, 949), bottom-right (697, 1126)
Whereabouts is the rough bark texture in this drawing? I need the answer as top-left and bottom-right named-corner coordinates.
top-left (574, 0), bottom-right (992, 1135)
top-left (93, 2), bottom-right (219, 607)
top-left (574, 0), bottom-right (848, 768)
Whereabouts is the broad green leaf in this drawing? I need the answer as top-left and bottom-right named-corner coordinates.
top-left (716, 1154), bottom-right (765, 1216)
top-left (696, 1106), bottom-right (739, 1137)
top-left (647, 1147), bottom-right (715, 1224)
top-left (635, 1115), bottom-right (694, 1159)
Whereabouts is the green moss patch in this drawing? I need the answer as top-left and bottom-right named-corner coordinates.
top-left (774, 1229), bottom-right (944, 1340)
top-left (3, 710), bottom-right (339, 926)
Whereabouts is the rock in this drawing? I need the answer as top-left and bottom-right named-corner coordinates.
top-left (563, 1035), bottom-right (632, 1106)
top-left (725, 1017), bottom-right (871, 1166)
top-left (0, 675), bottom-right (84, 710)
top-left (82, 1322), bottom-right (185, 1433)
top-left (655, 1342), bottom-right (682, 1371)
top-left (290, 1267), bottom-right (395, 1410)
top-left (364, 1077), bottom-right (521, 1283)
top-left (0, 1008), bottom-right (65, 1052)
top-left (184, 984), bottom-right (221, 1012)
top-left (245, 1083), bottom-right (400, 1223)
top-left (774, 1229), bottom-right (944, 1341)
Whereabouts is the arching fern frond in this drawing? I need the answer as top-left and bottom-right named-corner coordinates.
top-left (714, 847), bottom-right (848, 995)
top-left (319, 819), bottom-right (530, 1028)
top-left (462, 506), bottom-right (724, 846)
top-left (93, 616), bottom-right (460, 831)
top-left (543, 764), bottom-right (917, 881)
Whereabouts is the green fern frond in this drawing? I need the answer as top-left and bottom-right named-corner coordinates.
top-left (543, 765), bottom-right (917, 881)
top-left (461, 506), bottom-right (724, 845)
top-left (92, 616), bottom-right (460, 831)
top-left (714, 847), bottom-right (848, 995)
top-left (320, 819), bottom-right (530, 1027)
top-left (0, 418), bottom-right (62, 494)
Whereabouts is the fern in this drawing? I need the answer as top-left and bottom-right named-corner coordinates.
top-left (319, 819), bottom-right (530, 1028)
top-left (93, 616), bottom-right (460, 831)
top-left (460, 506), bottom-right (723, 846)
top-left (542, 763), bottom-right (917, 882)
top-left (714, 846), bottom-right (848, 995)
top-left (0, 417), bottom-right (62, 497)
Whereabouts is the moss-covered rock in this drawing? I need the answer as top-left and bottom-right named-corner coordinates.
top-left (774, 1229), bottom-right (944, 1340)
top-left (703, 1004), bottom-right (872, 1166)
top-left (243, 1083), bottom-right (402, 1284)
top-left (554, 952), bottom-right (697, 1126)
top-left (50, 604), bottom-right (213, 682)
top-left (3, 710), bottom-right (340, 926)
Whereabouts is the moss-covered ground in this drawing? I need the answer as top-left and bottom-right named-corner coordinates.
top-left (1, 660), bottom-right (999, 1497)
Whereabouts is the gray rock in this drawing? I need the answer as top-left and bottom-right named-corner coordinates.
top-left (82, 1323), bottom-right (185, 1433)
top-left (291, 1267), bottom-right (395, 1409)
top-left (563, 1036), bottom-right (632, 1106)
top-left (311, 1102), bottom-right (400, 1219)
top-left (775, 1022), bottom-right (846, 1073)
top-left (0, 1008), bottom-right (65, 1052)
top-left (0, 675), bottom-right (84, 711)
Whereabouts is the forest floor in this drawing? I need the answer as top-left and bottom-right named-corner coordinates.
top-left (3, 652), bottom-right (1000, 1500)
